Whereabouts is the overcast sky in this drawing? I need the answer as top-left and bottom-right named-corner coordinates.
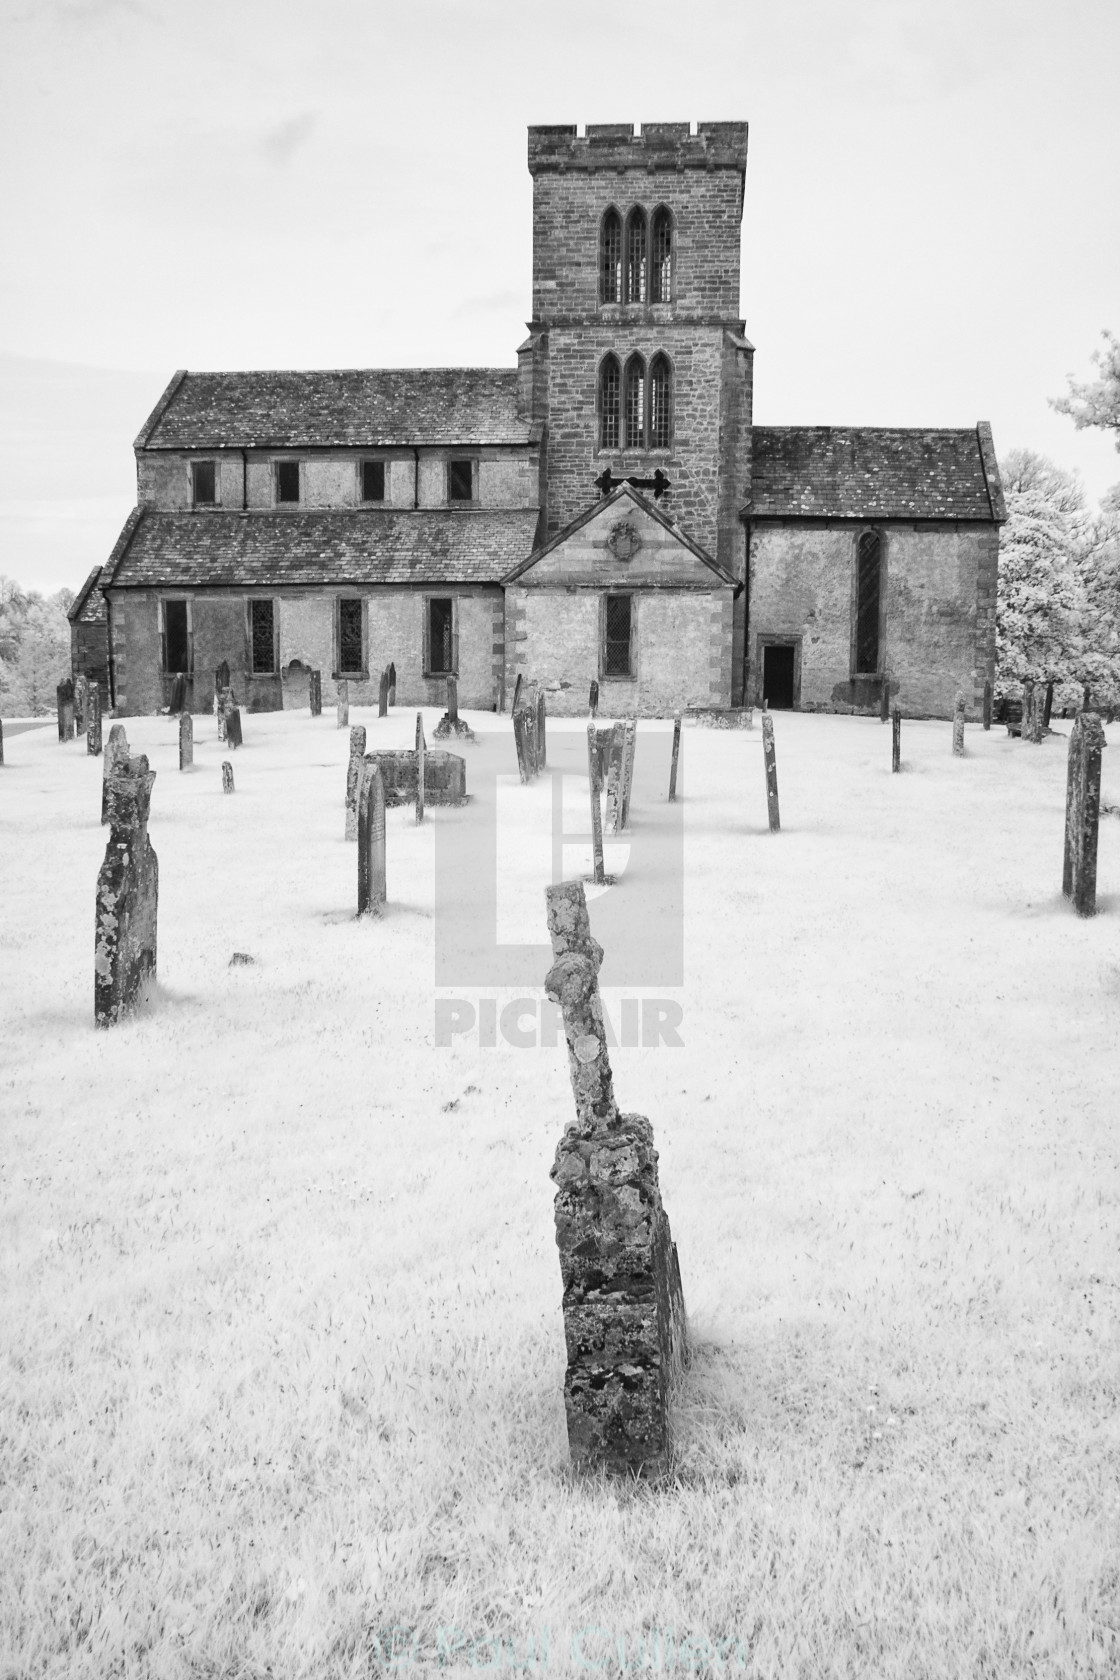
top-left (1, 0), bottom-right (1117, 595)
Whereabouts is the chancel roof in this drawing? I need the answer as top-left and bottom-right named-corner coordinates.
top-left (103, 508), bottom-right (541, 590)
top-left (748, 425), bottom-right (1005, 521)
top-left (135, 369), bottom-right (538, 450)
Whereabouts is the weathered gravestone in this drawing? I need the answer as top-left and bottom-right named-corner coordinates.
top-left (1063, 711), bottom-right (1107, 917)
top-left (983, 679), bottom-right (993, 731)
top-left (619, 717), bottom-right (637, 830)
top-left (952, 690), bottom-right (965, 757)
top-left (603, 722), bottom-right (627, 835)
top-left (365, 747), bottom-right (466, 807)
top-left (510, 673), bottom-right (523, 716)
top-left (179, 712), bottom-right (193, 771)
top-left (214, 661), bottom-right (230, 704)
top-left (357, 759), bottom-right (387, 917)
top-left (345, 725), bottom-right (368, 840)
top-left (86, 687), bottom-right (102, 757)
top-left (225, 707), bottom-right (243, 749)
top-left (57, 679), bottom-right (75, 743)
top-left (761, 713), bottom-right (781, 831)
top-left (309, 670), bottom-right (322, 717)
top-left (102, 723), bottom-right (129, 822)
top-left (513, 701), bottom-right (540, 783)
top-left (217, 687), bottom-right (234, 742)
top-left (434, 673), bottom-right (475, 741)
top-left (94, 756), bottom-right (158, 1028)
top-left (892, 705), bottom-right (901, 774)
top-left (378, 670), bottom-right (389, 718)
top-left (74, 674), bottom-right (88, 733)
top-left (668, 715), bottom-right (682, 802)
top-left (222, 761), bottom-right (234, 793)
top-left (387, 662), bottom-right (396, 707)
top-left (537, 691), bottom-right (547, 769)
top-left (1021, 681), bottom-right (1042, 745)
top-left (337, 680), bottom-right (349, 730)
top-left (416, 713), bottom-right (426, 823)
top-left (544, 880), bottom-right (688, 1478)
top-left (586, 724), bottom-right (606, 886)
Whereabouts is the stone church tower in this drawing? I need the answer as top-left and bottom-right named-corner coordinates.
top-left (519, 123), bottom-right (753, 699)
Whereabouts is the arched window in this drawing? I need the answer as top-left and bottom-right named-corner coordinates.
top-left (624, 355), bottom-right (646, 450)
top-left (855, 530), bottom-right (883, 673)
top-left (625, 209), bottom-right (647, 305)
top-left (650, 208), bottom-right (673, 303)
top-left (649, 354), bottom-right (672, 449)
top-left (599, 355), bottom-right (621, 451)
top-left (600, 209), bottom-right (622, 305)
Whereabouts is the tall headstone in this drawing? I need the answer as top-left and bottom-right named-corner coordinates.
top-left (587, 724), bottom-right (606, 886)
top-left (537, 690), bottom-right (547, 769)
top-left (603, 722), bottom-right (626, 835)
top-left (545, 880), bottom-right (688, 1478)
top-left (357, 759), bottom-right (387, 917)
top-left (345, 725), bottom-right (368, 841)
top-left (378, 671), bottom-right (389, 718)
top-left (952, 690), bottom-right (965, 757)
top-left (226, 707), bottom-right (243, 749)
top-left (446, 674), bottom-right (459, 726)
top-left (511, 673), bottom-right (523, 716)
top-left (761, 713), bottom-right (781, 832)
top-left (86, 687), bottom-right (102, 757)
top-left (1062, 711), bottom-right (1107, 917)
top-left (619, 718), bottom-right (637, 829)
top-left (891, 706), bottom-right (901, 773)
top-left (589, 680), bottom-right (599, 719)
top-left (337, 680), bottom-right (349, 730)
top-left (387, 662), bottom-right (396, 706)
top-left (513, 707), bottom-right (535, 784)
top-left (214, 662), bottom-right (230, 715)
top-left (982, 679), bottom-right (993, 731)
top-left (668, 715), bottom-right (682, 802)
top-left (57, 679), bottom-right (75, 743)
top-left (95, 756), bottom-right (158, 1028)
top-left (415, 713), bottom-right (426, 824)
top-left (102, 723), bottom-right (130, 823)
top-left (222, 761), bottom-right (234, 793)
top-left (74, 674), bottom-right (88, 734)
top-left (179, 712), bottom-right (194, 771)
top-left (309, 669), bottom-right (322, 716)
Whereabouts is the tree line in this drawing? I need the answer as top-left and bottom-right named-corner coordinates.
top-left (0, 579), bottom-right (73, 717)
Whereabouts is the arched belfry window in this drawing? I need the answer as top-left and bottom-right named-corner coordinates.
top-left (624, 355), bottom-right (646, 449)
top-left (649, 354), bottom-right (672, 449)
top-left (625, 209), bottom-right (647, 305)
top-left (600, 355), bottom-right (621, 450)
top-left (600, 209), bottom-right (622, 305)
top-left (855, 530), bottom-right (883, 673)
top-left (650, 208), bottom-right (673, 303)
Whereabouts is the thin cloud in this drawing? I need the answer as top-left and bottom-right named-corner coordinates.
top-left (259, 111), bottom-right (318, 167)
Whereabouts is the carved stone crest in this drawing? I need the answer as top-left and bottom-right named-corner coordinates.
top-left (606, 520), bottom-right (641, 563)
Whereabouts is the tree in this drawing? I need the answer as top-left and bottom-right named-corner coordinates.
top-left (1051, 330), bottom-right (1120, 445)
top-left (0, 577), bottom-right (73, 716)
top-left (996, 450), bottom-right (1088, 695)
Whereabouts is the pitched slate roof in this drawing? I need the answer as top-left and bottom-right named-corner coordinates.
top-left (747, 425), bottom-right (1005, 521)
top-left (68, 564), bottom-right (109, 625)
top-left (103, 508), bottom-right (541, 590)
top-left (135, 369), bottom-right (537, 450)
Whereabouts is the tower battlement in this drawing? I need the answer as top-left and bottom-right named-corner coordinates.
top-left (528, 122), bottom-right (748, 178)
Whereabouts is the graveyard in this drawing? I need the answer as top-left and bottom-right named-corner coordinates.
top-left (2, 701), bottom-right (1120, 1678)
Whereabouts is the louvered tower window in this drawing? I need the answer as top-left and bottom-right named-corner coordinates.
top-left (649, 355), bottom-right (672, 449)
top-left (650, 209), bottom-right (673, 303)
top-left (855, 531), bottom-right (883, 673)
top-left (601, 209), bottom-right (622, 304)
top-left (625, 209), bottom-right (647, 304)
top-left (624, 355), bottom-right (646, 449)
top-left (600, 355), bottom-right (621, 450)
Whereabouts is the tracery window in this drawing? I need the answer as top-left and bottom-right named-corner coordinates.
top-left (600, 209), bottom-right (622, 305)
top-left (625, 209), bottom-right (647, 304)
top-left (599, 355), bottom-right (621, 450)
top-left (650, 208), bottom-right (673, 303)
top-left (649, 354), bottom-right (672, 449)
top-left (624, 355), bottom-right (646, 449)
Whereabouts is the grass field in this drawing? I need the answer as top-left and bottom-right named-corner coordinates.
top-left (2, 705), bottom-right (1119, 1678)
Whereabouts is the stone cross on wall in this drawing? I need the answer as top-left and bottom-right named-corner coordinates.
top-left (1063, 711), bottom-right (1107, 916)
top-left (544, 880), bottom-right (688, 1478)
top-left (95, 756), bottom-right (158, 1028)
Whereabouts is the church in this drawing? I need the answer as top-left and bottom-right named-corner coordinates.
top-left (73, 121), bottom-right (1004, 720)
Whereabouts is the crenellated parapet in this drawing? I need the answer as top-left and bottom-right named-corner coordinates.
top-left (528, 122), bottom-right (748, 179)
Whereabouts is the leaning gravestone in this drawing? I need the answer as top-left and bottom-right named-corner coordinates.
top-left (668, 714), bottom-right (682, 802)
top-left (57, 679), bottom-right (75, 743)
top-left (102, 724), bottom-right (129, 822)
top-left (86, 687), bottom-right (102, 757)
top-left (1063, 711), bottom-right (1107, 917)
top-left (310, 670), bottom-right (322, 716)
top-left (952, 690), bottom-right (965, 757)
top-left (761, 713), bottom-right (781, 831)
top-left (537, 691), bottom-right (547, 769)
top-left (545, 879), bottom-right (688, 1478)
top-left (337, 680), bottom-right (349, 730)
top-left (510, 673), bottom-right (523, 716)
top-left (357, 759), bottom-right (387, 917)
top-left (225, 708), bottom-right (243, 749)
top-left (345, 725), bottom-right (368, 840)
top-left (95, 756), bottom-right (158, 1028)
top-left (179, 712), bottom-right (193, 771)
top-left (222, 761), bottom-right (234, 793)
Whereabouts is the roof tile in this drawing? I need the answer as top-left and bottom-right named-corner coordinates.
top-left (749, 426), bottom-right (1000, 520)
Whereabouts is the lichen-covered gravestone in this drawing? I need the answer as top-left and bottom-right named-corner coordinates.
top-left (587, 724), bottom-right (606, 886)
top-left (357, 758), bottom-right (387, 916)
top-left (102, 723), bottom-right (130, 822)
top-left (603, 722), bottom-right (626, 834)
top-left (892, 706), bottom-right (901, 774)
top-left (345, 725), bottom-right (367, 840)
top-left (86, 686), bottom-right (102, 756)
top-left (222, 761), bottom-right (234, 793)
top-left (762, 713), bottom-right (781, 831)
top-left (95, 756), bottom-right (158, 1028)
top-left (57, 679), bottom-right (75, 743)
top-left (545, 880), bottom-right (688, 1478)
top-left (179, 712), bottom-right (193, 771)
top-left (952, 690), bottom-right (966, 757)
top-left (310, 670), bottom-right (322, 717)
top-left (668, 715), bottom-right (682, 802)
top-left (1063, 711), bottom-right (1107, 917)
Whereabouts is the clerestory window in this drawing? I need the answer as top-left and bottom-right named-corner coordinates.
top-left (275, 460), bottom-right (301, 503)
top-left (191, 459), bottom-right (217, 506)
top-left (625, 209), bottom-right (647, 304)
top-left (361, 460), bottom-right (385, 502)
top-left (650, 208), bottom-right (673, 303)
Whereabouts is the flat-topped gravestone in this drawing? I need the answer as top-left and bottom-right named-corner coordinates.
top-left (345, 725), bottom-right (367, 840)
top-left (357, 758), bottom-right (387, 917)
top-left (762, 713), bottom-right (780, 831)
top-left (57, 680), bottom-right (75, 743)
top-left (179, 712), bottom-right (193, 771)
top-left (309, 670), bottom-right (322, 716)
top-left (86, 687), bottom-right (102, 756)
top-left (1063, 711), bottom-right (1107, 916)
top-left (102, 724), bottom-right (129, 822)
top-left (95, 756), bottom-right (158, 1028)
top-left (337, 681), bottom-right (349, 730)
top-left (545, 879), bottom-right (688, 1479)
top-left (222, 761), bottom-right (234, 793)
